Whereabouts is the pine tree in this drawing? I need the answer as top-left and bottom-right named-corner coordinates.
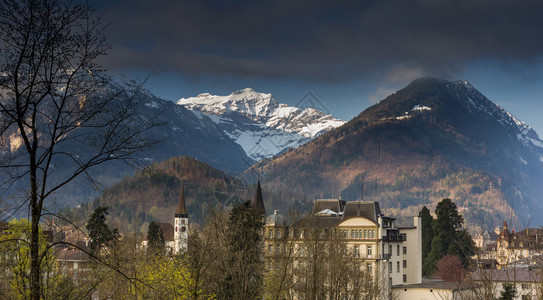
top-left (147, 221), bottom-right (166, 254)
top-left (499, 283), bottom-right (517, 300)
top-left (419, 206), bottom-right (434, 276)
top-left (220, 200), bottom-right (264, 299)
top-left (424, 199), bottom-right (475, 275)
top-left (86, 207), bottom-right (120, 254)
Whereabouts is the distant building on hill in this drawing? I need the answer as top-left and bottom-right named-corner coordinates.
top-left (474, 230), bottom-right (499, 249)
top-left (496, 220), bottom-right (543, 268)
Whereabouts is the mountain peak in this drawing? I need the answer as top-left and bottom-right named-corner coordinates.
top-left (231, 87), bottom-right (258, 95)
top-left (178, 88), bottom-right (345, 160)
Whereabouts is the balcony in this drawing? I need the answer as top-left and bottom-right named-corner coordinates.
top-left (382, 233), bottom-right (406, 242)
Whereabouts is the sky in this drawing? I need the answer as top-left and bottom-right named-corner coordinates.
top-left (93, 0), bottom-right (543, 135)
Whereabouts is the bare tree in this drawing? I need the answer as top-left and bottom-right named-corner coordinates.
top-left (0, 0), bottom-right (155, 298)
top-left (184, 207), bottom-right (229, 299)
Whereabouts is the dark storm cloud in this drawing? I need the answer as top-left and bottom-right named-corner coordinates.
top-left (98, 0), bottom-right (543, 81)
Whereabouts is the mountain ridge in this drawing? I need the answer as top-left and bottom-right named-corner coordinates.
top-left (251, 77), bottom-right (543, 229)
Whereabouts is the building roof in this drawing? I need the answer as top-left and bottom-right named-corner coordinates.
top-left (395, 281), bottom-right (476, 291)
top-left (482, 230), bottom-right (498, 240)
top-left (311, 199), bottom-right (346, 216)
top-left (55, 247), bottom-right (90, 261)
top-left (157, 223), bottom-right (175, 241)
top-left (498, 226), bottom-right (543, 249)
top-left (341, 201), bottom-right (381, 222)
top-left (471, 269), bottom-right (542, 283)
top-left (266, 210), bottom-right (286, 226)
top-left (175, 185), bottom-right (188, 217)
top-left (295, 215), bottom-right (342, 229)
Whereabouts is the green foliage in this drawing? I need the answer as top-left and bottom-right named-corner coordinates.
top-left (419, 206), bottom-right (434, 277)
top-left (424, 199), bottom-right (476, 276)
top-left (220, 201), bottom-right (264, 299)
top-left (86, 206), bottom-right (120, 253)
top-left (0, 219), bottom-right (63, 299)
top-left (499, 283), bottom-right (517, 300)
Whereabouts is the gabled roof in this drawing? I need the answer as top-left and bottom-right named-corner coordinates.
top-left (157, 223), bottom-right (174, 241)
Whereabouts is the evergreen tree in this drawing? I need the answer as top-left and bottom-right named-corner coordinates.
top-left (86, 206), bottom-right (120, 254)
top-left (419, 206), bottom-right (434, 276)
top-left (220, 200), bottom-right (264, 299)
top-left (147, 221), bottom-right (165, 254)
top-left (499, 283), bottom-right (517, 300)
top-left (424, 199), bottom-right (476, 275)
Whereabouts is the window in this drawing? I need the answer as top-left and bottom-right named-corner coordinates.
top-left (403, 274), bottom-right (407, 283)
top-left (389, 262), bottom-right (392, 273)
top-left (366, 263), bottom-right (372, 273)
top-left (364, 230), bottom-right (368, 239)
top-left (371, 230), bottom-right (375, 239)
top-left (268, 230), bottom-right (272, 238)
top-left (397, 245), bottom-right (400, 256)
top-left (275, 229), bottom-right (281, 238)
top-left (389, 244), bottom-right (392, 255)
top-left (275, 245), bottom-right (280, 254)
top-left (181, 219), bottom-right (186, 225)
top-left (403, 260), bottom-right (407, 268)
top-left (403, 246), bottom-right (407, 255)
top-left (397, 261), bottom-right (400, 272)
top-left (367, 245), bottom-right (372, 258)
top-left (354, 246), bottom-right (360, 258)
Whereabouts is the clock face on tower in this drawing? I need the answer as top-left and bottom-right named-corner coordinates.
top-left (181, 226), bottom-right (186, 232)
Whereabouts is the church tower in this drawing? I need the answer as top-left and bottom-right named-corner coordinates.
top-left (252, 180), bottom-right (266, 217)
top-left (174, 185), bottom-right (188, 254)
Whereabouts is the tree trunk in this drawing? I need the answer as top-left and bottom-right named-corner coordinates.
top-left (30, 163), bottom-right (41, 300)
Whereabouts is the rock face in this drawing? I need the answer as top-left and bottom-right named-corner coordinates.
top-left (178, 88), bottom-right (345, 161)
top-left (253, 78), bottom-right (543, 228)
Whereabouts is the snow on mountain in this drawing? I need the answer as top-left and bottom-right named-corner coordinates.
top-left (178, 88), bottom-right (345, 160)
top-left (451, 80), bottom-right (543, 150)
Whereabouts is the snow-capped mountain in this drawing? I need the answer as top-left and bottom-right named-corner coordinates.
top-left (178, 88), bottom-right (345, 160)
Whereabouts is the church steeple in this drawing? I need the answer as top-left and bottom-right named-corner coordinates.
top-left (252, 180), bottom-right (266, 216)
top-left (174, 184), bottom-right (188, 254)
top-left (175, 184), bottom-right (188, 218)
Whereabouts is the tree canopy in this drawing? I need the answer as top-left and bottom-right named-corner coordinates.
top-left (422, 199), bottom-right (476, 276)
top-left (220, 200), bottom-right (264, 299)
top-left (86, 206), bottom-right (119, 253)
top-left (147, 221), bottom-right (165, 254)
